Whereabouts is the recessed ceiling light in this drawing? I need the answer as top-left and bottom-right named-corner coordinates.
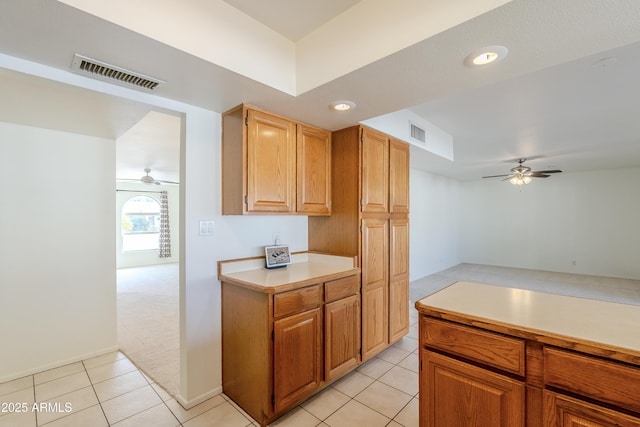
top-left (330, 100), bottom-right (355, 111)
top-left (465, 45), bottom-right (508, 67)
top-left (592, 57), bottom-right (618, 68)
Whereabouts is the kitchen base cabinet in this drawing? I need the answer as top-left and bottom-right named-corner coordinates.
top-left (324, 294), bottom-right (360, 381)
top-left (220, 284), bottom-right (271, 422)
top-left (274, 308), bottom-right (322, 413)
top-left (421, 349), bottom-right (525, 427)
top-left (544, 390), bottom-right (640, 427)
top-left (219, 255), bottom-right (360, 426)
top-left (416, 282), bottom-right (640, 427)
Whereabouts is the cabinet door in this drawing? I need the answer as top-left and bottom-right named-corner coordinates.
top-left (325, 294), bottom-right (360, 381)
top-left (297, 124), bottom-right (331, 215)
top-left (246, 109), bottom-right (296, 212)
top-left (389, 218), bottom-right (409, 343)
top-left (274, 308), bottom-right (322, 413)
top-left (389, 139), bottom-right (410, 214)
top-left (361, 218), bottom-right (389, 360)
top-left (543, 390), bottom-right (640, 427)
top-left (420, 349), bottom-right (525, 427)
top-left (360, 127), bottom-right (389, 213)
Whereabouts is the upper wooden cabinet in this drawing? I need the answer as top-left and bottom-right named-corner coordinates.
top-left (361, 127), bottom-right (389, 213)
top-left (297, 124), bottom-right (331, 215)
top-left (222, 104), bottom-right (331, 215)
top-left (389, 139), bottom-right (410, 214)
top-left (246, 108), bottom-right (296, 213)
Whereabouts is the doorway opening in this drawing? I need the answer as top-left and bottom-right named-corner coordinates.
top-left (115, 110), bottom-right (182, 399)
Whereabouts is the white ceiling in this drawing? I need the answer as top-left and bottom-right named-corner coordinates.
top-left (0, 67), bottom-right (153, 141)
top-left (221, 0), bottom-right (361, 42)
top-left (115, 111), bottom-right (181, 183)
top-left (1, 0), bottom-right (640, 183)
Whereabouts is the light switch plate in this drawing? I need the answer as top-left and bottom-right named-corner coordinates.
top-left (199, 220), bottom-right (215, 236)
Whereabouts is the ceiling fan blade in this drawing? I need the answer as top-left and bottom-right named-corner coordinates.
top-left (531, 169), bottom-right (562, 174)
top-left (532, 174), bottom-right (550, 178)
top-left (155, 179), bottom-right (180, 185)
top-left (482, 174), bottom-right (512, 178)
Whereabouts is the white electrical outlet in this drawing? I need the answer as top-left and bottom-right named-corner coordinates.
top-left (272, 232), bottom-right (281, 245)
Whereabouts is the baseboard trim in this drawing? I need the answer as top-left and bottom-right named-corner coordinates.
top-left (176, 386), bottom-right (223, 409)
top-left (0, 345), bottom-right (120, 384)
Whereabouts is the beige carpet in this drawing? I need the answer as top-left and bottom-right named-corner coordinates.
top-left (117, 263), bottom-right (179, 398)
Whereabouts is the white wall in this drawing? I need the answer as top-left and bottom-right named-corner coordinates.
top-left (362, 110), bottom-right (453, 161)
top-left (459, 168), bottom-right (640, 279)
top-left (116, 181), bottom-right (180, 268)
top-left (0, 122), bottom-right (117, 382)
top-left (0, 55), bottom-right (310, 406)
top-left (177, 108), bottom-right (309, 406)
top-left (409, 168), bottom-right (461, 280)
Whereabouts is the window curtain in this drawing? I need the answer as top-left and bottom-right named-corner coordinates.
top-left (159, 191), bottom-right (171, 258)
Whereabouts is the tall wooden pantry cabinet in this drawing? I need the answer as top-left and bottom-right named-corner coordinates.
top-left (309, 125), bottom-right (410, 361)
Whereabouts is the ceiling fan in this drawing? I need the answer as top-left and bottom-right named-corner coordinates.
top-left (482, 158), bottom-right (562, 185)
top-left (118, 168), bottom-right (179, 185)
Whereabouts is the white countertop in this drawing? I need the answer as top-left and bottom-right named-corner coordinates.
top-left (218, 252), bottom-right (359, 293)
top-left (416, 281), bottom-right (640, 358)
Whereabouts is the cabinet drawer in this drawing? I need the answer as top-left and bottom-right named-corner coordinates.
top-left (325, 275), bottom-right (359, 303)
top-left (274, 285), bottom-right (321, 318)
top-left (421, 317), bottom-right (525, 376)
top-left (544, 347), bottom-right (640, 414)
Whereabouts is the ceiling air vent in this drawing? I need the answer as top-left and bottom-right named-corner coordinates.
top-left (71, 54), bottom-right (164, 90)
top-left (409, 121), bottom-right (426, 144)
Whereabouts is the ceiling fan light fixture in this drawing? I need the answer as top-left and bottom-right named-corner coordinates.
top-left (510, 175), bottom-right (532, 186)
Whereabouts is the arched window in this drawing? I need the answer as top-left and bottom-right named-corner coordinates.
top-left (121, 195), bottom-right (160, 251)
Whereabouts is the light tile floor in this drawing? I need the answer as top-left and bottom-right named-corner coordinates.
top-left (0, 312), bottom-right (421, 427)
top-left (4, 263), bottom-right (638, 427)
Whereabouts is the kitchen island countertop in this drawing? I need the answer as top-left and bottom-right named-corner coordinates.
top-left (415, 281), bottom-right (640, 365)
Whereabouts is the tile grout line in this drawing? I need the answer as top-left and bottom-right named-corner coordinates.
top-left (31, 374), bottom-right (39, 427)
top-left (302, 351), bottom-right (416, 427)
top-left (349, 370), bottom-right (413, 425)
top-left (388, 392), bottom-right (416, 426)
top-left (82, 359), bottom-right (110, 427)
top-left (304, 386), bottom-right (351, 425)
top-left (151, 383), bottom-right (184, 427)
top-left (100, 358), bottom-right (182, 427)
